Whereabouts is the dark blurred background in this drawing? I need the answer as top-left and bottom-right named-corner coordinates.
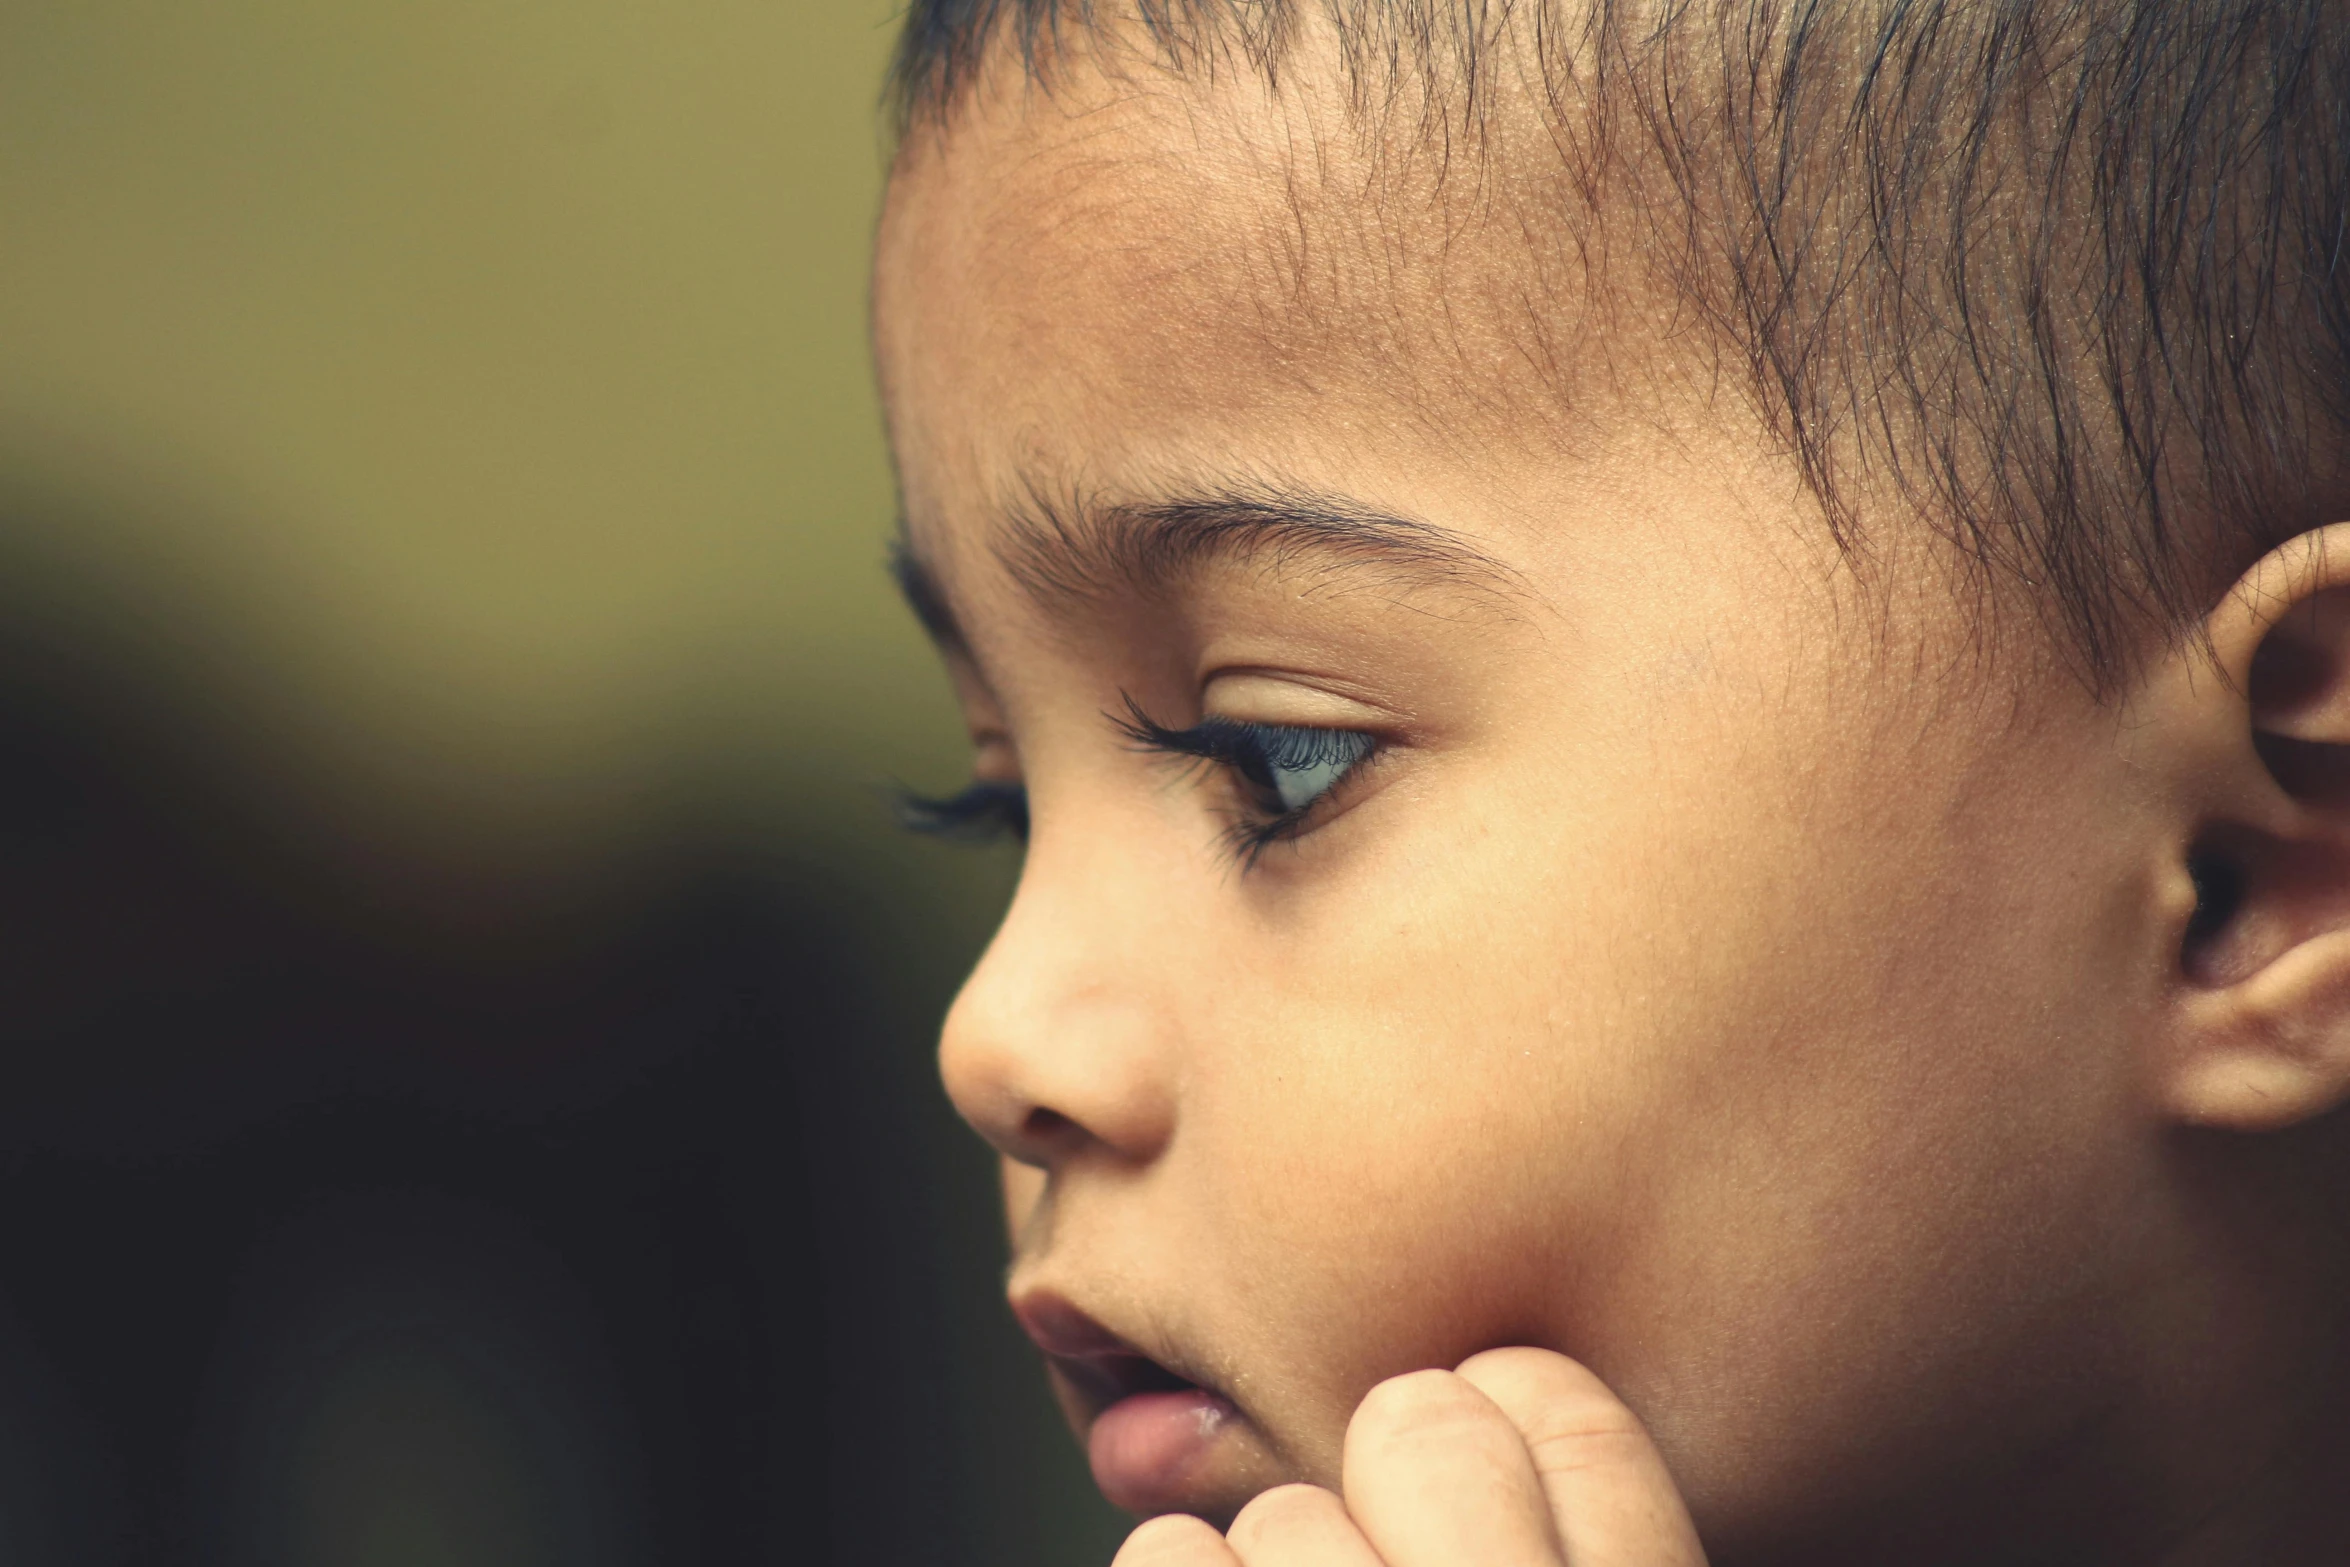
top-left (0, 3), bottom-right (1127, 1562)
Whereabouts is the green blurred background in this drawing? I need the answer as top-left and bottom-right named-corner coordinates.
top-left (0, 2), bottom-right (1126, 1562)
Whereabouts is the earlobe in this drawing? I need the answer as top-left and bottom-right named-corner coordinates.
top-left (2158, 525), bottom-right (2350, 1133)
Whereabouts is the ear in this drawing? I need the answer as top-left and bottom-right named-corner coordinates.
top-left (2157, 524), bottom-right (2350, 1132)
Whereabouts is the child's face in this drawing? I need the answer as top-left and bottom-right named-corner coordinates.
top-left (875, 58), bottom-right (2179, 1555)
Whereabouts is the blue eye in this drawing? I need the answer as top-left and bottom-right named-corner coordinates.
top-left (1113, 695), bottom-right (1377, 858)
top-left (1219, 723), bottom-right (1375, 814)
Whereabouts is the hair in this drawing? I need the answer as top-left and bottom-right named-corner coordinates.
top-left (887, 0), bottom-right (2350, 689)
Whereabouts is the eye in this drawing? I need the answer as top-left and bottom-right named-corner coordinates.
top-left (1217, 723), bottom-right (1376, 816)
top-left (1113, 695), bottom-right (1378, 858)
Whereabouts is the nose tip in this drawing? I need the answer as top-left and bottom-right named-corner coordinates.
top-left (938, 916), bottom-right (1179, 1170)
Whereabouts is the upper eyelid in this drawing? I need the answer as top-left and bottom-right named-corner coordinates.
top-left (1108, 693), bottom-right (1373, 751)
top-left (1194, 667), bottom-right (1407, 727)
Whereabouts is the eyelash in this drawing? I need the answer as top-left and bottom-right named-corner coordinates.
top-left (1112, 694), bottom-right (1377, 865)
top-left (897, 701), bottom-right (1379, 864)
top-left (896, 779), bottom-right (1029, 844)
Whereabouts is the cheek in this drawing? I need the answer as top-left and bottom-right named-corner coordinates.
top-left (1163, 827), bottom-right (1682, 1442)
top-left (1166, 687), bottom-right (2152, 1524)
top-left (1171, 1072), bottom-right (1589, 1481)
top-left (1447, 725), bottom-right (2157, 1540)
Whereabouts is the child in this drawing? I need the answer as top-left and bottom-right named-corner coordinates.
top-left (874, 2), bottom-right (2350, 1562)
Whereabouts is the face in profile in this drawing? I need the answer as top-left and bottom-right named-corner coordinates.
top-left (872, 46), bottom-right (2245, 1563)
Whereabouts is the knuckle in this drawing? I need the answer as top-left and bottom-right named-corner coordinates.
top-left (1112, 1512), bottom-right (1231, 1566)
top-left (1518, 1394), bottom-right (1656, 1481)
top-left (1348, 1368), bottom-right (1499, 1454)
top-left (1458, 1347), bottom-right (1650, 1454)
top-left (1227, 1483), bottom-right (1344, 1553)
top-left (1519, 1399), bottom-right (1651, 1473)
top-left (1454, 1345), bottom-right (1585, 1389)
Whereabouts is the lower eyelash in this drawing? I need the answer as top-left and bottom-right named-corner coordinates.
top-left (894, 780), bottom-right (1029, 844)
top-left (1221, 801), bottom-right (1317, 867)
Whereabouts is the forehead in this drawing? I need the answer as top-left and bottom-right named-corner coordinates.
top-left (871, 48), bottom-right (1617, 540)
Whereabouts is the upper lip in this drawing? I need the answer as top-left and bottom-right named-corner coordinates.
top-left (1011, 1289), bottom-right (1208, 1412)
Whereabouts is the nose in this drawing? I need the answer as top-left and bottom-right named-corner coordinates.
top-left (938, 839), bottom-right (1181, 1170)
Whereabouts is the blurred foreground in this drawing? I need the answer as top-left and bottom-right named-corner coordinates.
top-left (0, 2), bottom-right (1123, 1563)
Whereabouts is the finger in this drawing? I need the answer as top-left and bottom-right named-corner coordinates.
top-left (1226, 1483), bottom-right (1388, 1567)
top-left (1455, 1348), bottom-right (1706, 1567)
top-left (1341, 1368), bottom-right (1566, 1567)
top-left (1112, 1513), bottom-right (1246, 1567)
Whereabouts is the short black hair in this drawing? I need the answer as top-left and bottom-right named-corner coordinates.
top-left (888, 0), bottom-right (2350, 689)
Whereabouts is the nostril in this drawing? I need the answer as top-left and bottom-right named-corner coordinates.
top-left (1021, 1106), bottom-right (1079, 1146)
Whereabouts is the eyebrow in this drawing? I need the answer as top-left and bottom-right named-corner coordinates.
top-left (890, 480), bottom-right (1534, 655)
top-left (1004, 481), bottom-right (1529, 610)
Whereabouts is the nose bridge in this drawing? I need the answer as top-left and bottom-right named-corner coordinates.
top-left (938, 837), bottom-right (1181, 1168)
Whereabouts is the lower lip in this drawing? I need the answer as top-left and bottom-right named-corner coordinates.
top-left (1087, 1388), bottom-right (1238, 1513)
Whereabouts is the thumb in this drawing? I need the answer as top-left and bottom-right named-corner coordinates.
top-left (1453, 1348), bottom-right (1707, 1567)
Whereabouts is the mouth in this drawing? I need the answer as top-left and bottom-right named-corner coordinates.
top-left (1011, 1290), bottom-right (1246, 1516)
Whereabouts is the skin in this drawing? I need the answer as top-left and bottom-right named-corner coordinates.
top-left (872, 38), bottom-right (2350, 1567)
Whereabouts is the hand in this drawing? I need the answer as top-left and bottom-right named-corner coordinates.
top-left (1110, 1348), bottom-right (1706, 1567)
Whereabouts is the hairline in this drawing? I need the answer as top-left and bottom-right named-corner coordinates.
top-left (886, 0), bottom-right (2350, 698)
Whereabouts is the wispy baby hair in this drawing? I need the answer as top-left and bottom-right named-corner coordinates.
top-left (890, 1), bottom-right (2350, 688)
